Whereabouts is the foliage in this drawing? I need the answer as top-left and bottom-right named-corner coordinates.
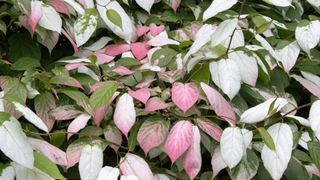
top-left (0, 0), bottom-right (320, 179)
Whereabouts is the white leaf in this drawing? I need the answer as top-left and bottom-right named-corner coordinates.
top-left (12, 162), bottom-right (53, 180)
top-left (120, 175), bottom-right (140, 180)
top-left (13, 102), bottom-right (48, 132)
top-left (261, 123), bottom-right (293, 180)
top-left (0, 166), bottom-right (14, 180)
top-left (74, 9), bottom-right (98, 47)
top-left (0, 91), bottom-right (4, 112)
top-left (97, 166), bottom-right (120, 180)
top-left (78, 66), bottom-right (100, 81)
top-left (38, 3), bottom-right (62, 33)
top-left (79, 144), bottom-right (103, 180)
top-left (84, 36), bottom-right (112, 51)
top-left (97, 1), bottom-right (136, 42)
top-left (241, 129), bottom-right (253, 149)
top-left (228, 51), bottom-right (258, 86)
top-left (211, 146), bottom-right (227, 178)
top-left (0, 118), bottom-right (34, 168)
top-left (154, 174), bottom-right (170, 180)
top-left (307, 0), bottom-right (320, 7)
top-left (240, 98), bottom-right (288, 123)
top-left (255, 34), bottom-right (278, 59)
top-left (301, 71), bottom-right (320, 88)
top-left (263, 0), bottom-right (292, 7)
top-left (183, 24), bottom-right (216, 61)
top-left (211, 18), bottom-right (238, 47)
top-left (295, 20), bottom-right (320, 55)
top-left (222, 29), bottom-right (245, 49)
top-left (298, 132), bottom-right (311, 150)
top-left (286, 115), bottom-right (310, 127)
top-left (220, 127), bottom-right (244, 168)
top-left (309, 100), bottom-right (320, 141)
top-left (64, 0), bottom-right (85, 15)
top-left (203, 0), bottom-right (238, 21)
top-left (210, 58), bottom-right (241, 99)
top-left (136, 0), bottom-right (154, 12)
top-left (274, 41), bottom-right (300, 73)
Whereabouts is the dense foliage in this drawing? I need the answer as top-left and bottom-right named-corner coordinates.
top-left (1, 0), bottom-right (320, 179)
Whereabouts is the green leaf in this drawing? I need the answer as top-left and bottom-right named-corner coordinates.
top-left (189, 63), bottom-right (210, 84)
top-left (50, 129), bottom-right (66, 147)
top-left (284, 158), bottom-right (310, 180)
top-left (308, 141), bottom-right (320, 170)
top-left (128, 120), bottom-right (143, 152)
top-left (256, 21), bottom-right (272, 34)
top-left (0, 112), bottom-right (10, 125)
top-left (34, 152), bottom-right (65, 179)
top-left (106, 9), bottom-right (122, 30)
top-left (257, 127), bottom-right (276, 151)
top-left (60, 88), bottom-right (93, 114)
top-left (0, 20), bottom-right (6, 34)
top-left (116, 58), bottom-right (140, 67)
top-left (151, 48), bottom-right (177, 67)
top-left (8, 32), bottom-right (41, 62)
top-left (11, 57), bottom-right (41, 71)
top-left (89, 82), bottom-right (118, 110)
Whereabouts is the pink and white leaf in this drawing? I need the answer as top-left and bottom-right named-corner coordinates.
top-left (50, 105), bottom-right (82, 121)
top-left (182, 126), bottom-right (202, 180)
top-left (105, 44), bottom-right (131, 56)
top-left (149, 23), bottom-right (165, 37)
top-left (28, 138), bottom-right (67, 166)
top-left (48, 0), bottom-right (71, 16)
top-left (114, 93), bottom-right (136, 139)
top-left (200, 82), bottom-right (236, 126)
top-left (128, 88), bottom-right (150, 104)
top-left (67, 113), bottom-right (91, 139)
top-left (136, 25), bottom-right (150, 37)
top-left (148, 31), bottom-right (179, 47)
top-left (292, 75), bottom-right (320, 99)
top-left (211, 146), bottom-right (227, 178)
top-left (104, 125), bottom-right (123, 152)
top-left (28, 1), bottom-right (42, 32)
top-left (130, 42), bottom-right (150, 60)
top-left (136, 79), bottom-right (156, 89)
top-left (112, 66), bottom-right (134, 76)
top-left (172, 82), bottom-right (199, 113)
top-left (165, 120), bottom-right (193, 163)
top-left (65, 63), bottom-right (86, 71)
top-left (305, 164), bottom-right (320, 177)
top-left (119, 153), bottom-right (154, 180)
top-left (137, 118), bottom-right (170, 154)
top-left (144, 97), bottom-right (169, 112)
top-left (171, 0), bottom-right (181, 12)
top-left (95, 53), bottom-right (114, 65)
top-left (94, 92), bottom-right (119, 126)
top-left (195, 118), bottom-right (222, 142)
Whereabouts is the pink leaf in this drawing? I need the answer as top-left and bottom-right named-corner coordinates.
top-left (61, 29), bottom-right (78, 53)
top-left (306, 164), bottom-right (320, 177)
top-left (136, 79), bottom-right (156, 89)
top-left (200, 82), bottom-right (236, 126)
top-left (65, 63), bottom-right (86, 70)
top-left (50, 105), bottom-right (82, 120)
top-left (104, 125), bottom-right (123, 152)
top-left (172, 82), bottom-right (199, 113)
top-left (28, 138), bottom-right (67, 166)
top-left (67, 113), bottom-right (91, 139)
top-left (112, 66), bottom-right (134, 76)
top-left (48, 0), bottom-right (71, 16)
top-left (28, 1), bottom-right (42, 33)
top-left (119, 153), bottom-right (154, 180)
top-left (94, 92), bottom-right (119, 126)
top-left (171, 0), bottom-right (181, 13)
top-left (136, 25), bottom-right (150, 37)
top-left (165, 120), bottom-right (193, 163)
top-left (105, 44), bottom-right (131, 56)
top-left (130, 42), bottom-right (150, 61)
top-left (50, 76), bottom-right (83, 89)
top-left (114, 93), bottom-right (136, 139)
top-left (195, 118), bottom-right (222, 142)
top-left (149, 23), bottom-right (165, 37)
top-left (137, 117), bottom-right (170, 154)
top-left (144, 97), bottom-right (168, 112)
top-left (292, 75), bottom-right (320, 99)
top-left (95, 53), bottom-right (114, 65)
top-left (128, 88), bottom-right (150, 104)
top-left (66, 142), bottom-right (86, 168)
top-left (183, 126), bottom-right (201, 180)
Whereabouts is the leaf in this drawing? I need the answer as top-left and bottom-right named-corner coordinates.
top-left (0, 165), bottom-right (14, 179)
top-left (240, 98), bottom-right (288, 123)
top-left (195, 118), bottom-right (222, 142)
top-left (50, 105), bottom-right (82, 120)
top-left (67, 113), bottom-right (91, 139)
top-left (28, 0), bottom-right (42, 32)
top-left (35, 91), bottom-right (56, 132)
top-left (114, 93), bottom-right (136, 138)
top-left (104, 125), bottom-right (122, 152)
top-left (228, 51), bottom-right (258, 86)
top-left (261, 123), bottom-right (293, 180)
top-left (50, 75), bottom-right (83, 89)
top-left (292, 75), bottom-right (320, 99)
top-left (309, 100), bottom-right (320, 141)
top-left (74, 9), bottom-right (99, 46)
top-left (34, 152), bottom-right (65, 179)
top-left (38, 3), bottom-right (62, 32)
top-left (295, 20), bottom-right (320, 55)
top-left (60, 88), bottom-right (93, 114)
top-left (274, 41), bottom-right (300, 73)
top-left (144, 97), bottom-right (169, 112)
top-left (128, 88), bottom-right (150, 104)
top-left (182, 126), bottom-right (202, 180)
top-left (0, 117), bottom-right (34, 168)
top-left (79, 144), bottom-right (103, 180)
top-left (0, 20), bottom-right (6, 34)
top-left (171, 82), bottom-right (199, 113)
top-left (228, 150), bottom-right (259, 180)
top-left (147, 31), bottom-right (179, 47)
top-left (136, 0), bottom-right (154, 13)
top-left (257, 127), bottom-right (276, 151)
top-left (12, 162), bottom-right (54, 180)
top-left (284, 158), bottom-right (311, 180)
top-left (90, 82), bottom-right (118, 110)
top-left (128, 120), bottom-right (143, 152)
top-left (308, 142), bottom-right (320, 170)
top-left (211, 18), bottom-right (238, 48)
top-left (97, 166), bottom-right (120, 180)
top-left (200, 82), bottom-right (236, 125)
top-left (28, 138), bottom-right (67, 166)
top-left (119, 153), bottom-right (154, 180)
top-left (13, 102), bottom-right (49, 132)
top-left (211, 146), bottom-right (227, 178)
top-left (106, 9), bottom-right (123, 30)
top-left (137, 116), bottom-right (170, 154)
top-left (263, 0), bottom-right (292, 7)
top-left (220, 127), bottom-right (244, 168)
top-left (203, 0), bottom-right (237, 21)
top-left (210, 58), bottom-right (241, 100)
top-left (165, 120), bottom-right (193, 163)
top-left (130, 42), bottom-right (150, 61)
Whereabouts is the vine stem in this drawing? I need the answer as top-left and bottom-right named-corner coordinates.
top-left (225, 0), bottom-right (247, 55)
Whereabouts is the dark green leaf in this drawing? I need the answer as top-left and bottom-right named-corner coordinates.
top-left (89, 82), bottom-right (118, 110)
top-left (257, 127), bottom-right (276, 151)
